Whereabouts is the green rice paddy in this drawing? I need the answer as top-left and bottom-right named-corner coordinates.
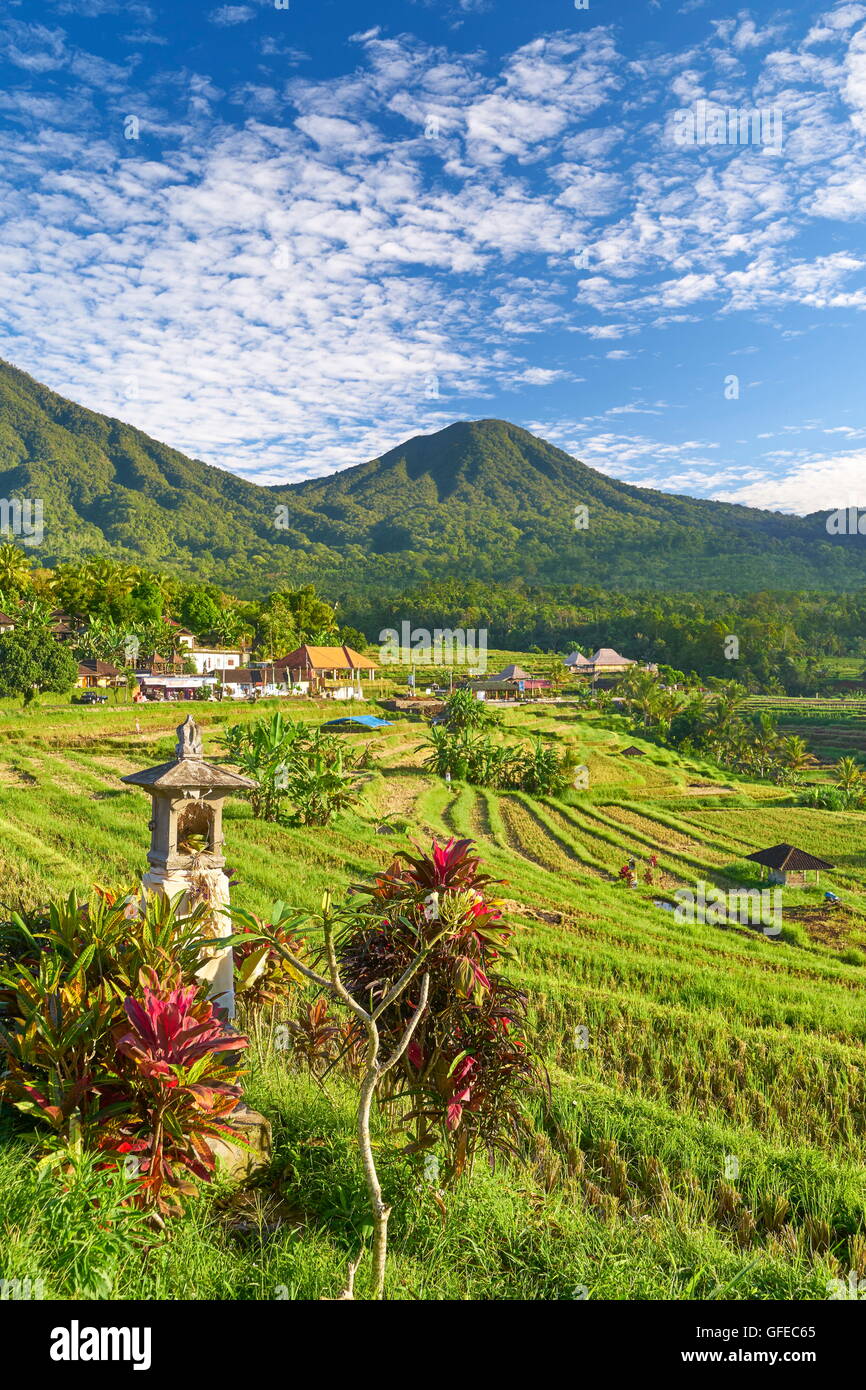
top-left (2, 696), bottom-right (866, 1300)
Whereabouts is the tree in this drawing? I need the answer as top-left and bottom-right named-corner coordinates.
top-left (176, 586), bottom-right (222, 637)
top-left (545, 656), bottom-right (568, 692)
top-left (226, 838), bottom-right (539, 1299)
top-left (440, 687), bottom-right (497, 732)
top-left (220, 712), bottom-right (362, 826)
top-left (0, 544), bottom-right (34, 597)
top-left (255, 585), bottom-right (338, 660)
top-left (778, 735), bottom-right (818, 784)
top-left (127, 578), bottom-right (164, 625)
top-left (835, 756), bottom-right (865, 808)
top-left (0, 628), bottom-right (78, 703)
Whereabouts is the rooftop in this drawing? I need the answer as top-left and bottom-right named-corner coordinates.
top-left (589, 648), bottom-right (634, 666)
top-left (745, 843), bottom-right (835, 872)
top-left (274, 644), bottom-right (377, 671)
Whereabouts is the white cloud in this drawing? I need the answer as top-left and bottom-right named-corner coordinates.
top-left (715, 448), bottom-right (866, 512)
top-left (208, 5), bottom-right (255, 27)
top-left (1, 12), bottom-right (866, 486)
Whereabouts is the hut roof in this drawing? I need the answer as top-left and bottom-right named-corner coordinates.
top-left (745, 843), bottom-right (835, 871)
top-left (77, 660), bottom-right (120, 677)
top-left (491, 663), bottom-right (532, 681)
top-left (621, 746), bottom-right (645, 757)
top-left (589, 648), bottom-right (634, 667)
top-left (564, 651), bottom-right (590, 666)
top-left (273, 644), bottom-right (377, 672)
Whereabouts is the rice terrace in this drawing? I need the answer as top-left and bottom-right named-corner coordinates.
top-left (3, 683), bottom-right (866, 1308)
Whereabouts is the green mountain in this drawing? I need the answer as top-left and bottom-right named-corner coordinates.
top-left (0, 355), bottom-right (863, 597)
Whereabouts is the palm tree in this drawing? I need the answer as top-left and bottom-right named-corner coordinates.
top-left (748, 711), bottom-right (781, 780)
top-left (0, 543), bottom-right (33, 597)
top-left (78, 559), bottom-right (139, 616)
top-left (777, 735), bottom-right (818, 786)
top-left (836, 756), bottom-right (865, 808)
top-left (618, 667), bottom-right (660, 727)
top-left (654, 689), bottom-right (684, 737)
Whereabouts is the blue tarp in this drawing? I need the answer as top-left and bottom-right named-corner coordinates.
top-left (323, 715), bottom-right (393, 729)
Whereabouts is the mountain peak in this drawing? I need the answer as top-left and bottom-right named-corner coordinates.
top-left (0, 357), bottom-right (862, 595)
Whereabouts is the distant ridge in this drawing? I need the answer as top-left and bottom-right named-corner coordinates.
top-left (0, 356), bottom-right (862, 597)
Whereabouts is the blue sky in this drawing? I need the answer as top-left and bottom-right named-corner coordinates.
top-left (2, 0), bottom-right (866, 512)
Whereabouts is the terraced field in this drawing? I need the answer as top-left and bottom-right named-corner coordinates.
top-left (2, 697), bottom-right (866, 1300)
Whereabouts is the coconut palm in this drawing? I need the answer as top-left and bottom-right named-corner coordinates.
top-left (0, 543), bottom-right (33, 597)
top-left (778, 735), bottom-right (818, 782)
top-left (835, 756), bottom-right (865, 808)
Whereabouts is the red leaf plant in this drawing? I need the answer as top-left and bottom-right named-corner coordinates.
top-left (98, 966), bottom-right (248, 1216)
top-left (336, 838), bottom-right (542, 1181)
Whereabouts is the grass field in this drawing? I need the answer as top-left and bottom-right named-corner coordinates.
top-left (3, 695), bottom-right (866, 1300)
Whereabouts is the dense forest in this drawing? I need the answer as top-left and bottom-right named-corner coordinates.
top-left (345, 579), bottom-right (866, 693)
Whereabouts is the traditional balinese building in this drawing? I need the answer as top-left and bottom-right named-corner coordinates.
top-left (745, 843), bottom-right (835, 887)
top-left (491, 663), bottom-right (533, 682)
top-left (163, 620), bottom-right (196, 650)
top-left (585, 648), bottom-right (636, 675)
top-left (50, 611), bottom-right (76, 641)
top-left (466, 664), bottom-right (550, 700)
top-left (564, 651), bottom-right (591, 671)
top-left (273, 644), bottom-right (378, 694)
top-left (0, 610), bottom-right (15, 635)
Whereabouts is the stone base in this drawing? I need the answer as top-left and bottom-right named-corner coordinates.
top-left (207, 1103), bottom-right (272, 1182)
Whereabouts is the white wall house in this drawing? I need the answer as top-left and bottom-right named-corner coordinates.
top-left (187, 648), bottom-right (244, 674)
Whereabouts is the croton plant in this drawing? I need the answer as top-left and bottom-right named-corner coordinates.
top-left (337, 836), bottom-right (542, 1179)
top-left (0, 887), bottom-right (247, 1217)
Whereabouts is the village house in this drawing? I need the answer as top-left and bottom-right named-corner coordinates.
top-left (76, 659), bottom-right (122, 690)
top-left (186, 645), bottom-right (246, 675)
top-left (0, 606), bottom-right (76, 639)
top-left (50, 610), bottom-right (76, 642)
top-left (212, 667), bottom-right (293, 699)
top-left (137, 675), bottom-right (216, 701)
top-left (163, 621), bottom-right (196, 649)
top-left (584, 648), bottom-right (636, 676)
top-left (467, 663), bottom-right (551, 701)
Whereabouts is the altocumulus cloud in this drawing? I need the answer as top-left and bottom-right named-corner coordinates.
top-left (1, 9), bottom-right (866, 490)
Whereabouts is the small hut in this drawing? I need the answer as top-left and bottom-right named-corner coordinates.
top-left (745, 843), bottom-right (834, 887)
top-left (621, 746), bottom-right (646, 758)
